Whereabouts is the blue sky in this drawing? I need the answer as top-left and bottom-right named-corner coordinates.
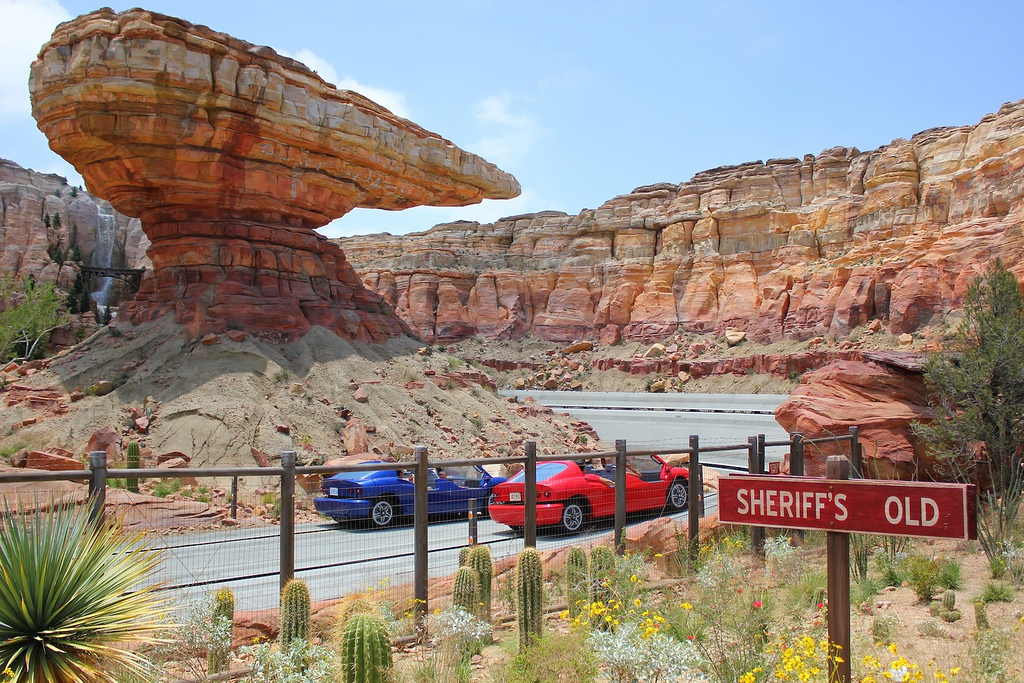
top-left (3, 0), bottom-right (1023, 238)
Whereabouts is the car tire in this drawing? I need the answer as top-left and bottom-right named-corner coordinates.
top-left (666, 478), bottom-right (688, 511)
top-left (560, 498), bottom-right (589, 534)
top-left (370, 497), bottom-right (396, 528)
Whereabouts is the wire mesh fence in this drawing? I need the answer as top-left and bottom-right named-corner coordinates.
top-left (0, 428), bottom-right (862, 631)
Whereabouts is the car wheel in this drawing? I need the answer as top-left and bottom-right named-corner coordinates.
top-left (560, 498), bottom-right (588, 534)
top-left (370, 498), bottom-right (396, 527)
top-left (666, 478), bottom-right (688, 511)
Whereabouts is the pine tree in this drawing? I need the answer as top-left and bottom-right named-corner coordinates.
top-left (914, 259), bottom-right (1024, 574)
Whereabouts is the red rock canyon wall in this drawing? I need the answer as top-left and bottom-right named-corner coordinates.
top-left (342, 101), bottom-right (1024, 344)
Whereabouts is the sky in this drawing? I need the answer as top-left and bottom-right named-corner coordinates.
top-left (3, 1), bottom-right (1024, 239)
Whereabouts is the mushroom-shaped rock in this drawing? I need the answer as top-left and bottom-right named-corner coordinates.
top-left (29, 8), bottom-right (519, 341)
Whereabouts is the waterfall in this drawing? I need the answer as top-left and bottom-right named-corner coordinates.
top-left (90, 213), bottom-right (117, 315)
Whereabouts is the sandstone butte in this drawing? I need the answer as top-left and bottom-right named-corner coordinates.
top-left (28, 8), bottom-right (519, 342)
top-left (340, 100), bottom-right (1024, 344)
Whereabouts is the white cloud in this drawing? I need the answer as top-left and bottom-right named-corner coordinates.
top-left (471, 94), bottom-right (542, 168)
top-left (0, 0), bottom-right (71, 116)
top-left (336, 78), bottom-right (410, 119)
top-left (280, 48), bottom-right (410, 119)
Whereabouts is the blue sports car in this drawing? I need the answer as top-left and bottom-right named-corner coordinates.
top-left (313, 463), bottom-right (506, 527)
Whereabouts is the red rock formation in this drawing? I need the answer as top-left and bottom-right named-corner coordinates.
top-left (29, 9), bottom-right (518, 341)
top-left (343, 102), bottom-right (1024, 344)
top-left (774, 351), bottom-right (933, 479)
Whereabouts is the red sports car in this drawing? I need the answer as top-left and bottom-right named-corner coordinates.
top-left (489, 454), bottom-right (689, 533)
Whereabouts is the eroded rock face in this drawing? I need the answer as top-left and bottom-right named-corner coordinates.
top-left (29, 8), bottom-right (518, 340)
top-left (774, 352), bottom-right (933, 479)
top-left (342, 101), bottom-right (1024, 343)
top-left (0, 158), bottom-right (150, 288)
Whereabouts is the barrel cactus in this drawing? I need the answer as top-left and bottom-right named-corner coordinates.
top-left (458, 545), bottom-right (471, 567)
top-left (515, 547), bottom-right (544, 648)
top-left (340, 613), bottom-right (393, 683)
top-left (942, 590), bottom-right (957, 611)
top-left (125, 440), bottom-right (141, 493)
top-left (467, 544), bottom-right (493, 621)
top-left (453, 566), bottom-right (480, 614)
top-left (207, 587), bottom-right (234, 674)
top-left (565, 546), bottom-right (588, 620)
top-left (975, 600), bottom-right (990, 630)
top-left (279, 578), bottom-right (311, 647)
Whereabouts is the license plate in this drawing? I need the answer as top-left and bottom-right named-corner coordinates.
top-left (510, 492), bottom-right (521, 502)
top-left (330, 487), bottom-right (338, 497)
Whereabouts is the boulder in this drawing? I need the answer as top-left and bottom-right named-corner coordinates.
top-left (561, 341), bottom-right (593, 354)
top-left (343, 419), bottom-right (369, 455)
top-left (774, 353), bottom-right (933, 479)
top-left (24, 450), bottom-right (84, 471)
top-left (644, 343), bottom-right (666, 358)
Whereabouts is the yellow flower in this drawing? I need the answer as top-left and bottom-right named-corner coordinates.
top-left (681, 602), bottom-right (693, 610)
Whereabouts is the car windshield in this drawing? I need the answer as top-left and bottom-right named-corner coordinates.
top-left (331, 469), bottom-right (390, 481)
top-left (508, 462), bottom-right (568, 483)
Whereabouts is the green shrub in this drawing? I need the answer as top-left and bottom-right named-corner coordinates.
top-left (498, 631), bottom-right (597, 683)
top-left (871, 614), bottom-right (899, 645)
top-left (972, 627), bottom-right (1011, 681)
top-left (904, 554), bottom-right (941, 602)
top-left (938, 557), bottom-right (963, 589)
top-left (979, 581), bottom-right (1016, 603)
top-left (0, 502), bottom-right (166, 680)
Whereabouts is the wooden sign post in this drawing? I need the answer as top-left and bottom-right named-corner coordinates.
top-left (718, 460), bottom-right (978, 683)
top-left (826, 456), bottom-right (850, 682)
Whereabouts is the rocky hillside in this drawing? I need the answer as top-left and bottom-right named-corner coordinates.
top-left (0, 158), bottom-right (150, 288)
top-left (340, 100), bottom-right (1024, 345)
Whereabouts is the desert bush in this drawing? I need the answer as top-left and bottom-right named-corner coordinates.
top-left (0, 502), bottom-right (167, 681)
top-left (978, 581), bottom-right (1016, 604)
top-left (971, 627), bottom-right (1011, 682)
top-left (497, 631), bottom-right (597, 683)
top-left (590, 622), bottom-right (699, 682)
top-left (155, 595), bottom-right (233, 681)
top-left (905, 554), bottom-right (942, 602)
top-left (241, 639), bottom-right (338, 683)
top-left (938, 557), bottom-right (964, 590)
top-left (871, 614), bottom-right (900, 645)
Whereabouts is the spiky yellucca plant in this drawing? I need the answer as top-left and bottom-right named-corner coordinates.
top-left (0, 500), bottom-right (167, 682)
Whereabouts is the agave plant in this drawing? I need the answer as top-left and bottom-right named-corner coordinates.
top-left (0, 500), bottom-right (167, 682)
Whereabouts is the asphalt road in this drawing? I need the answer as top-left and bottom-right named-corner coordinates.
top-left (148, 391), bottom-right (778, 612)
top-left (504, 390), bottom-right (791, 470)
top-left (147, 505), bottom-right (712, 613)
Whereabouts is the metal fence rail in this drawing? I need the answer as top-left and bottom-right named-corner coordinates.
top-left (0, 427), bottom-right (861, 628)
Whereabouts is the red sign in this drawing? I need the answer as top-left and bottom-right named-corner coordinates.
top-left (718, 475), bottom-right (977, 540)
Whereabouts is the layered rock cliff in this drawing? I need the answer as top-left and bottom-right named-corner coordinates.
top-left (0, 158), bottom-right (149, 290)
top-left (342, 100), bottom-right (1024, 344)
top-left (29, 8), bottom-right (518, 341)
